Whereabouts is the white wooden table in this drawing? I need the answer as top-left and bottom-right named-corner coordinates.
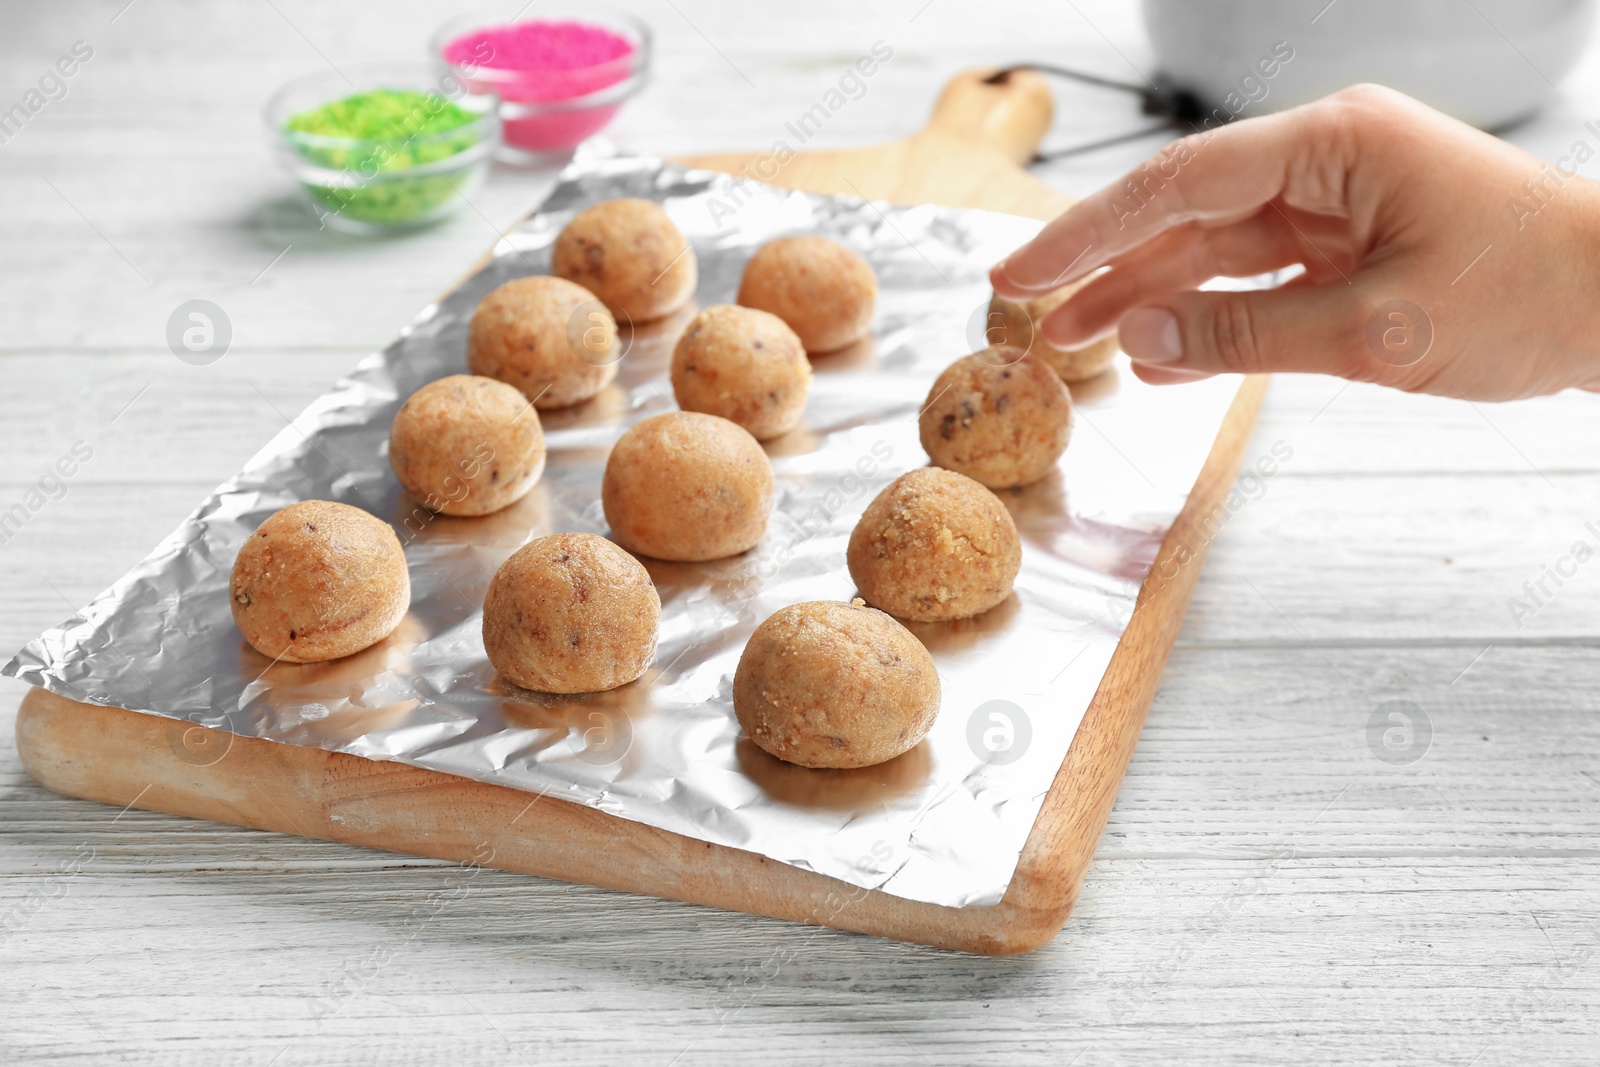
top-left (3, 2), bottom-right (1598, 1063)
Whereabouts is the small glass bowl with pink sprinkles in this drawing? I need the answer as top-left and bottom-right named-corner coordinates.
top-left (431, 6), bottom-right (650, 161)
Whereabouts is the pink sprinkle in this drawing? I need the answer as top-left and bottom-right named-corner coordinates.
top-left (445, 20), bottom-right (634, 80)
top-left (444, 20), bottom-right (640, 152)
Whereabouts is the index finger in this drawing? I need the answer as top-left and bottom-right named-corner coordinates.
top-left (990, 101), bottom-right (1343, 298)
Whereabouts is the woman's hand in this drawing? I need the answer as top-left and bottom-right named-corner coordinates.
top-left (990, 84), bottom-right (1600, 401)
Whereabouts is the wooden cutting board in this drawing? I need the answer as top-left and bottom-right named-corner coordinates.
top-left (14, 69), bottom-right (1267, 955)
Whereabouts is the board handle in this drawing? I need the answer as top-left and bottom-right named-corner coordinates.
top-left (923, 68), bottom-right (1054, 166)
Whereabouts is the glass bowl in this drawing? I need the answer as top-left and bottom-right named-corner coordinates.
top-left (431, 6), bottom-right (651, 162)
top-left (266, 65), bottom-right (500, 234)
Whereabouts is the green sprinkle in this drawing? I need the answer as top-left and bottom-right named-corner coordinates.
top-left (284, 88), bottom-right (486, 227)
top-left (286, 88), bottom-right (477, 144)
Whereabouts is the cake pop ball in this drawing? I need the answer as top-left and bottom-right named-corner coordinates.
top-left (670, 304), bottom-right (811, 440)
top-left (601, 411), bottom-right (776, 562)
top-left (552, 198), bottom-right (698, 323)
top-left (468, 275), bottom-right (620, 408)
top-left (847, 467), bottom-right (1022, 623)
top-left (737, 236), bottom-right (876, 353)
top-left (482, 532), bottom-right (661, 694)
top-left (230, 500), bottom-right (410, 663)
top-left (734, 599), bottom-right (941, 769)
top-left (389, 374), bottom-right (546, 516)
top-left (918, 349), bottom-right (1072, 489)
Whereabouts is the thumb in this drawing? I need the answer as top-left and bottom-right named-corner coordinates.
top-left (1118, 284), bottom-right (1386, 380)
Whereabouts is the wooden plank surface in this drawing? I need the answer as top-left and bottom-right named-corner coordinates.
top-left (3, 0), bottom-right (1599, 1062)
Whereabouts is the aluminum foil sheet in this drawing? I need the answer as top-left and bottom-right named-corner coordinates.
top-left (6, 146), bottom-right (1245, 908)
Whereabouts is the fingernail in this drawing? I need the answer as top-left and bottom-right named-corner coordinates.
top-left (1039, 316), bottom-right (1073, 347)
top-left (995, 256), bottom-right (1056, 292)
top-left (1040, 309), bottom-right (1086, 348)
top-left (1120, 308), bottom-right (1182, 364)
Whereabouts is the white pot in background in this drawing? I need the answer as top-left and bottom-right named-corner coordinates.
top-left (1141, 0), bottom-right (1596, 129)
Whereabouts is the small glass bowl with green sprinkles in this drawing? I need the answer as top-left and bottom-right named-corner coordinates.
top-left (267, 67), bottom-right (500, 234)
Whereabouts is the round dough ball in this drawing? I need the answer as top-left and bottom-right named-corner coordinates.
top-left (389, 374), bottom-right (546, 516)
top-left (670, 305), bottom-right (811, 440)
top-left (482, 532), bottom-right (660, 694)
top-left (988, 284), bottom-right (1118, 382)
top-left (551, 198), bottom-right (697, 323)
top-left (602, 411), bottom-right (775, 562)
top-left (918, 349), bottom-right (1072, 489)
top-left (847, 468), bottom-right (1021, 623)
top-left (734, 600), bottom-right (940, 769)
top-left (737, 236), bottom-right (876, 353)
top-left (230, 500), bottom-right (410, 664)
top-left (467, 275), bottom-right (619, 409)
